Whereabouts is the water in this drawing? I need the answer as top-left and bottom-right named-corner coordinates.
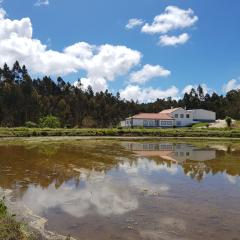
top-left (1, 138), bottom-right (240, 240)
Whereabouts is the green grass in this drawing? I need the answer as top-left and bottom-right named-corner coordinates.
top-left (192, 122), bottom-right (210, 128)
top-left (1, 127), bottom-right (240, 138)
top-left (0, 198), bottom-right (34, 240)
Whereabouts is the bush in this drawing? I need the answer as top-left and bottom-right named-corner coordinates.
top-left (25, 121), bottom-right (38, 128)
top-left (225, 116), bottom-right (232, 128)
top-left (39, 115), bottom-right (61, 128)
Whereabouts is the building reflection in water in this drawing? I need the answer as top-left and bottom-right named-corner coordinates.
top-left (122, 142), bottom-right (216, 163)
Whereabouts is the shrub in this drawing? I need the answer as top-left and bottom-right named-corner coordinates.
top-left (25, 121), bottom-right (38, 128)
top-left (39, 115), bottom-right (61, 128)
top-left (225, 116), bottom-right (232, 128)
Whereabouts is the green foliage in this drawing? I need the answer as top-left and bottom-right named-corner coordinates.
top-left (1, 127), bottom-right (240, 138)
top-left (192, 122), bottom-right (210, 128)
top-left (25, 121), bottom-right (38, 128)
top-left (0, 198), bottom-right (7, 216)
top-left (39, 115), bottom-right (61, 128)
top-left (0, 197), bottom-right (34, 240)
top-left (225, 116), bottom-right (232, 128)
top-left (0, 62), bottom-right (240, 128)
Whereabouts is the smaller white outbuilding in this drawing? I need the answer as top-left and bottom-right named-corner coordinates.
top-left (188, 109), bottom-right (216, 122)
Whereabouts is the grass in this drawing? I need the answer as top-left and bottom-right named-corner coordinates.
top-left (1, 127), bottom-right (240, 138)
top-left (0, 198), bottom-right (34, 240)
top-left (191, 122), bottom-right (210, 128)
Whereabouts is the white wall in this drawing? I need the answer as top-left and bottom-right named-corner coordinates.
top-left (121, 119), bottom-right (174, 128)
top-left (169, 108), bottom-right (194, 127)
top-left (190, 109), bottom-right (216, 122)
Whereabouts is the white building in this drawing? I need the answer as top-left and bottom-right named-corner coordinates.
top-left (121, 113), bottom-right (175, 128)
top-left (189, 109), bottom-right (216, 122)
top-left (122, 142), bottom-right (216, 163)
top-left (121, 107), bottom-right (216, 128)
top-left (161, 107), bottom-right (193, 127)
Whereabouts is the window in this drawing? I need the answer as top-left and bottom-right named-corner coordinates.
top-left (161, 121), bottom-right (167, 126)
top-left (180, 114), bottom-right (184, 118)
top-left (175, 114), bottom-right (178, 118)
top-left (143, 120), bottom-right (155, 127)
top-left (186, 114), bottom-right (190, 119)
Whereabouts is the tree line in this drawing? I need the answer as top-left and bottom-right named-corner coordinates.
top-left (0, 62), bottom-right (239, 128)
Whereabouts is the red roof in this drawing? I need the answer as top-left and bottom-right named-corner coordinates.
top-left (128, 113), bottom-right (173, 120)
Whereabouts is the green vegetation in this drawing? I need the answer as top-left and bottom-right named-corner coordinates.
top-left (25, 121), bottom-right (38, 128)
top-left (39, 115), bottom-right (61, 128)
top-left (0, 198), bottom-right (34, 240)
top-left (1, 127), bottom-right (240, 138)
top-left (225, 116), bottom-right (232, 128)
top-left (1, 62), bottom-right (240, 128)
top-left (191, 122), bottom-right (210, 128)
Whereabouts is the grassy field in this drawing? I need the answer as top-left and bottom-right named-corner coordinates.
top-left (1, 127), bottom-right (240, 138)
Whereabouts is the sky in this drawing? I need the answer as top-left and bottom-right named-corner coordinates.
top-left (0, 0), bottom-right (240, 102)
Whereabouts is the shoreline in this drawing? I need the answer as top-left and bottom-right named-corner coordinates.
top-left (1, 135), bottom-right (240, 143)
top-left (1, 127), bottom-right (240, 140)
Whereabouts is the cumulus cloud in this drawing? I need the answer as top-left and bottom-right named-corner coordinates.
top-left (159, 33), bottom-right (190, 46)
top-left (141, 6), bottom-right (198, 34)
top-left (222, 79), bottom-right (240, 93)
top-left (126, 18), bottom-right (144, 29)
top-left (35, 0), bottom-right (49, 6)
top-left (130, 64), bottom-right (171, 84)
top-left (120, 85), bottom-right (179, 103)
top-left (19, 159), bottom-right (171, 218)
top-left (0, 8), bottom-right (142, 92)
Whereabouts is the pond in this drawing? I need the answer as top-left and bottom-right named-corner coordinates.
top-left (1, 138), bottom-right (240, 240)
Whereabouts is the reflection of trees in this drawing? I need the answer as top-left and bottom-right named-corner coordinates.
top-left (0, 141), bottom-right (130, 194)
top-left (182, 150), bottom-right (240, 181)
top-left (150, 150), bottom-right (240, 181)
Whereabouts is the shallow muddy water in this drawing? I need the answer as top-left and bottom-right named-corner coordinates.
top-left (1, 139), bottom-right (240, 240)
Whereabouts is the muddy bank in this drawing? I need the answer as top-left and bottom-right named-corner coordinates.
top-left (0, 189), bottom-right (75, 240)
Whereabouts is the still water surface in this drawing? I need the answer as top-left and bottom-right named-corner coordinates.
top-left (1, 139), bottom-right (240, 240)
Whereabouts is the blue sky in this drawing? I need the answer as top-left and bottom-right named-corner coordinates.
top-left (0, 0), bottom-right (240, 102)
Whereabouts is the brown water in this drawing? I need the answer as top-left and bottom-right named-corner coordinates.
top-left (1, 138), bottom-right (240, 240)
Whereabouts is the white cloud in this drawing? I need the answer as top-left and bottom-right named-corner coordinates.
top-left (159, 33), bottom-right (190, 46)
top-left (222, 79), bottom-right (240, 93)
top-left (35, 0), bottom-right (49, 6)
top-left (182, 83), bottom-right (212, 95)
top-left (130, 64), bottom-right (171, 84)
top-left (19, 159), bottom-right (172, 219)
top-left (120, 85), bottom-right (179, 103)
top-left (126, 18), bottom-right (144, 29)
top-left (0, 8), bottom-right (142, 92)
top-left (72, 44), bottom-right (142, 92)
top-left (21, 171), bottom-right (138, 218)
top-left (141, 6), bottom-right (198, 34)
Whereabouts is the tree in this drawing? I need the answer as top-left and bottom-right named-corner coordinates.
top-left (225, 116), bottom-right (232, 128)
top-left (1, 63), bottom-right (240, 129)
top-left (39, 115), bottom-right (61, 128)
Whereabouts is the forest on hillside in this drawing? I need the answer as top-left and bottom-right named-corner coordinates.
top-left (0, 62), bottom-right (239, 128)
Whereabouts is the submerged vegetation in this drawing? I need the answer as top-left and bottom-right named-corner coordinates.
top-left (1, 62), bottom-right (240, 128)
